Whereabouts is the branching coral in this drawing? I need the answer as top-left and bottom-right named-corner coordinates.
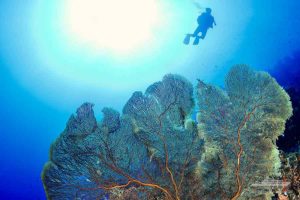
top-left (42, 74), bottom-right (203, 200)
top-left (280, 152), bottom-right (300, 199)
top-left (196, 65), bottom-right (292, 199)
top-left (42, 65), bottom-right (292, 200)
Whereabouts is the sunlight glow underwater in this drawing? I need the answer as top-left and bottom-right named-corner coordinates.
top-left (65, 0), bottom-right (162, 54)
top-left (32, 1), bottom-right (192, 84)
top-left (12, 0), bottom-right (195, 109)
top-left (5, 0), bottom-right (251, 110)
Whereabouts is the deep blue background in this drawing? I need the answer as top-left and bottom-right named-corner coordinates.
top-left (0, 62), bottom-right (69, 199)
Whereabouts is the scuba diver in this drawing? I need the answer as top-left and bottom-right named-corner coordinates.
top-left (184, 8), bottom-right (216, 45)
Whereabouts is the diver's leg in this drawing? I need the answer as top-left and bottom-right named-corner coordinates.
top-left (193, 26), bottom-right (201, 37)
top-left (200, 29), bottom-right (207, 39)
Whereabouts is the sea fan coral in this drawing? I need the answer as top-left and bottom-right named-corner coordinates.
top-left (42, 74), bottom-right (203, 200)
top-left (196, 65), bottom-right (292, 199)
top-left (42, 65), bottom-right (292, 200)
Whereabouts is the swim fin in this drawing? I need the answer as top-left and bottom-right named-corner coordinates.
top-left (183, 34), bottom-right (191, 45)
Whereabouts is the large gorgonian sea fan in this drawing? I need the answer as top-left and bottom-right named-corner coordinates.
top-left (42, 74), bottom-right (203, 200)
top-left (42, 65), bottom-right (292, 200)
top-left (196, 65), bottom-right (292, 200)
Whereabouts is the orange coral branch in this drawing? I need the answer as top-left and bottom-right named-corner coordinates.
top-left (163, 141), bottom-right (180, 200)
top-left (231, 105), bottom-right (260, 200)
top-left (156, 96), bottom-right (181, 200)
top-left (100, 180), bottom-right (132, 190)
top-left (92, 97), bottom-right (182, 200)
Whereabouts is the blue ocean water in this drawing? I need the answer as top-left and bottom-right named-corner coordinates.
top-left (0, 0), bottom-right (300, 199)
top-left (0, 64), bottom-right (68, 199)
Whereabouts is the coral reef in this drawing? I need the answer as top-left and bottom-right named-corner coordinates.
top-left (196, 65), bottom-right (292, 199)
top-left (42, 65), bottom-right (292, 200)
top-left (42, 74), bottom-right (203, 200)
top-left (280, 152), bottom-right (300, 199)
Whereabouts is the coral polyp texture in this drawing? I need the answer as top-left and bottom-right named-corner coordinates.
top-left (42, 65), bottom-right (292, 200)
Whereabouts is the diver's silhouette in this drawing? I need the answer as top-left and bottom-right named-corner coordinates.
top-left (184, 8), bottom-right (216, 45)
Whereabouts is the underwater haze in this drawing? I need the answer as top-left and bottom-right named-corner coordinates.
top-left (0, 0), bottom-right (300, 199)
